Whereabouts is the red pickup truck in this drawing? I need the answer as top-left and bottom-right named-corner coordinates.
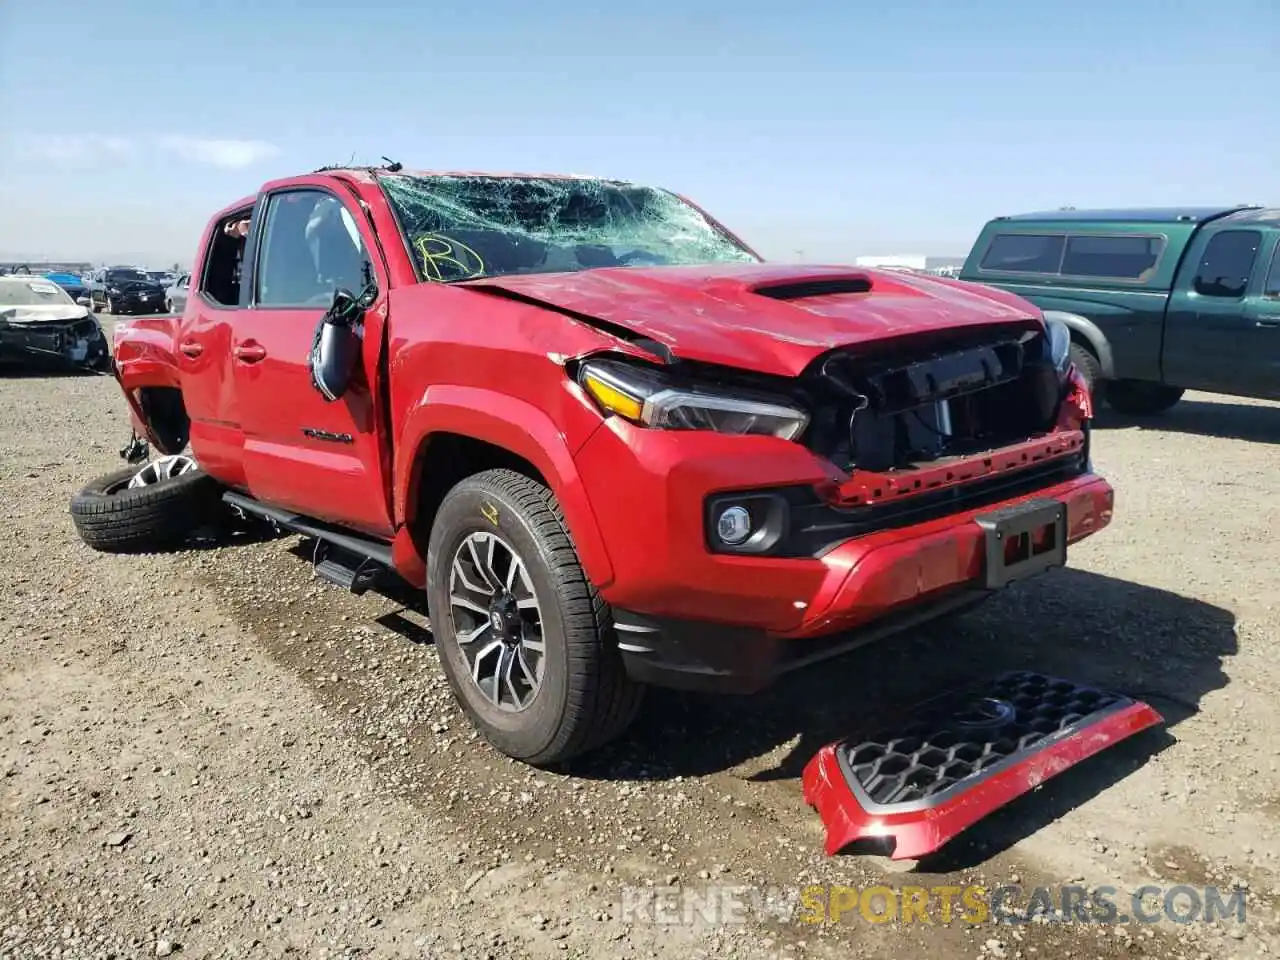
top-left (71, 163), bottom-right (1111, 766)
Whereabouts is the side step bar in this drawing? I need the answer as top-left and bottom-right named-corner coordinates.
top-left (223, 491), bottom-right (393, 596)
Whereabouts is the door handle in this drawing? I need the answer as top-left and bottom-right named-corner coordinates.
top-left (179, 340), bottom-right (203, 358)
top-left (234, 340), bottom-right (267, 363)
top-left (1256, 314), bottom-right (1280, 328)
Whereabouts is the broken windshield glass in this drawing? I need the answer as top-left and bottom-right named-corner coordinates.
top-left (377, 174), bottom-right (760, 283)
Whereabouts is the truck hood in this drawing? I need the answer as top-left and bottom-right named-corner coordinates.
top-left (466, 263), bottom-right (1041, 377)
top-left (0, 304), bottom-right (93, 325)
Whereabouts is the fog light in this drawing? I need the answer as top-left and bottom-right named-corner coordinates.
top-left (716, 505), bottom-right (752, 545)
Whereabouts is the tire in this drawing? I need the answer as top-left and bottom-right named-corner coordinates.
top-left (106, 297), bottom-right (115, 315)
top-left (425, 468), bottom-right (643, 766)
top-left (70, 462), bottom-right (224, 553)
top-left (1068, 341), bottom-right (1102, 397)
top-left (1105, 380), bottom-right (1185, 416)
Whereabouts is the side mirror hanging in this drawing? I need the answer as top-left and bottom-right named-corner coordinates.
top-left (308, 287), bottom-right (364, 402)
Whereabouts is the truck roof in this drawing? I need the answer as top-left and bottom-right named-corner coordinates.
top-left (326, 166), bottom-right (628, 185)
top-left (1215, 207), bottom-right (1280, 226)
top-left (211, 168), bottom-right (634, 218)
top-left (995, 206), bottom-right (1259, 224)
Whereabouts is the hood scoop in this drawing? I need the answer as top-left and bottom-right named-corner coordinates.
top-left (752, 275), bottom-right (874, 301)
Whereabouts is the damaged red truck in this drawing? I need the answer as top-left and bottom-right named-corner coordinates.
top-left (77, 165), bottom-right (1111, 766)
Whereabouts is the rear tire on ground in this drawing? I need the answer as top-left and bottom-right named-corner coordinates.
top-left (425, 468), bottom-right (643, 767)
top-left (70, 462), bottom-right (224, 553)
top-left (1068, 341), bottom-right (1102, 397)
top-left (1105, 380), bottom-right (1185, 416)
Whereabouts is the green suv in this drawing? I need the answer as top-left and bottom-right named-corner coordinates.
top-left (959, 206), bottom-right (1280, 414)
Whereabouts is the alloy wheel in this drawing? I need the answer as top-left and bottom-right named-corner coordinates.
top-left (126, 454), bottom-right (198, 489)
top-left (447, 531), bottom-right (546, 712)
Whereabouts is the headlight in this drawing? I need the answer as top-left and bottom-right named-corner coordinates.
top-left (1045, 317), bottom-right (1071, 376)
top-left (577, 358), bottom-right (810, 441)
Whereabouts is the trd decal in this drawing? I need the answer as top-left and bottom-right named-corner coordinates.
top-left (302, 427), bottom-right (354, 444)
top-left (480, 502), bottom-right (500, 526)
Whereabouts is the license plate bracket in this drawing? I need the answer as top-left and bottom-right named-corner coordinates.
top-left (974, 498), bottom-right (1066, 589)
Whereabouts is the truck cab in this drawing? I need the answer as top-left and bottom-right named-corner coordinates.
top-left (959, 206), bottom-right (1280, 413)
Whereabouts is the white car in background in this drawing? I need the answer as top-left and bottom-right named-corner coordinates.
top-left (165, 272), bottom-right (190, 314)
top-left (0, 274), bottom-right (109, 371)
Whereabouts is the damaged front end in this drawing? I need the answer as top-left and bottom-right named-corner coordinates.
top-left (800, 317), bottom-right (1092, 504)
top-left (761, 318), bottom-right (1096, 557)
top-left (0, 312), bottom-right (110, 372)
top-left (573, 315), bottom-right (1094, 561)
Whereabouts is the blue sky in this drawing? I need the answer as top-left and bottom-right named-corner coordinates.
top-left (1, 0), bottom-right (1274, 266)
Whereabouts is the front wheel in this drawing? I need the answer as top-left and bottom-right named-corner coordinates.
top-left (425, 469), bottom-right (643, 766)
top-left (106, 297), bottom-right (116, 315)
top-left (1068, 341), bottom-right (1102, 397)
top-left (1105, 380), bottom-right (1184, 416)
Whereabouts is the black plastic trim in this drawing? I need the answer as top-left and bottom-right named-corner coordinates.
top-left (831, 672), bottom-right (1138, 813)
top-left (975, 498), bottom-right (1067, 589)
top-left (705, 452), bottom-right (1087, 559)
top-left (613, 589), bottom-right (990, 694)
top-left (223, 491), bottom-right (393, 566)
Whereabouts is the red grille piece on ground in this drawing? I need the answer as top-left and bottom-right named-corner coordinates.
top-left (802, 672), bottom-right (1163, 860)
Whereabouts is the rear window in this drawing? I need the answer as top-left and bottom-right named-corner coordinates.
top-left (979, 234), bottom-right (1064, 274)
top-left (980, 231), bottom-right (1165, 280)
top-left (1061, 235), bottom-right (1164, 279)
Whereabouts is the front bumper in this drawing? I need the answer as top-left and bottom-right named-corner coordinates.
top-left (111, 296), bottom-right (165, 314)
top-left (0, 316), bottom-right (108, 370)
top-left (574, 419), bottom-right (1113, 693)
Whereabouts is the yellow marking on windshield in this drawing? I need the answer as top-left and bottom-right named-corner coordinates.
top-left (415, 234), bottom-right (486, 282)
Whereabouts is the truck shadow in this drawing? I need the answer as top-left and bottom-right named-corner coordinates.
top-left (1094, 396), bottom-right (1280, 444)
top-left (0, 365), bottom-right (108, 379)
top-left (571, 567), bottom-right (1235, 863)
top-left (280, 538), bottom-right (435, 645)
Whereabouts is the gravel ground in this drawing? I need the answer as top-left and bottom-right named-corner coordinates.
top-left (3, 347), bottom-right (1280, 959)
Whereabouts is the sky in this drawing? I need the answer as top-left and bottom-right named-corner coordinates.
top-left (0, 0), bottom-right (1275, 267)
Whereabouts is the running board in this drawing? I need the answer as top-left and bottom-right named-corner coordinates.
top-left (223, 491), bottom-right (392, 595)
top-left (802, 671), bottom-right (1163, 860)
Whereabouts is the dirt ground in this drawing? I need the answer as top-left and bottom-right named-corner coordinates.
top-left (3, 348), bottom-right (1279, 959)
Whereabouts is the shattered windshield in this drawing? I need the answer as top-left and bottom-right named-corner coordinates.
top-left (378, 174), bottom-right (759, 282)
top-left (0, 278), bottom-right (76, 306)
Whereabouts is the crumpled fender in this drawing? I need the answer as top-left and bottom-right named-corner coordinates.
top-left (112, 317), bottom-right (181, 389)
top-left (394, 384), bottom-right (614, 589)
top-left (111, 317), bottom-right (182, 441)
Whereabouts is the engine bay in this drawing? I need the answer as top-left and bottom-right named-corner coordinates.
top-left (802, 328), bottom-right (1065, 473)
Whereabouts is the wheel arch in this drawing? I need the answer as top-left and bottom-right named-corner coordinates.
top-left (112, 317), bottom-right (188, 453)
top-left (395, 387), bottom-right (614, 590)
top-left (1043, 310), bottom-right (1115, 380)
top-left (133, 387), bottom-right (191, 454)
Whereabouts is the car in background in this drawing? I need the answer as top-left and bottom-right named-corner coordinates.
top-left (959, 206), bottom-right (1280, 413)
top-left (164, 272), bottom-right (190, 314)
top-left (0, 274), bottom-right (108, 371)
top-left (85, 266), bottom-right (167, 314)
top-left (44, 271), bottom-right (91, 305)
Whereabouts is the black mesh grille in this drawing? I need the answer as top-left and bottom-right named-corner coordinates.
top-left (837, 672), bottom-right (1125, 808)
